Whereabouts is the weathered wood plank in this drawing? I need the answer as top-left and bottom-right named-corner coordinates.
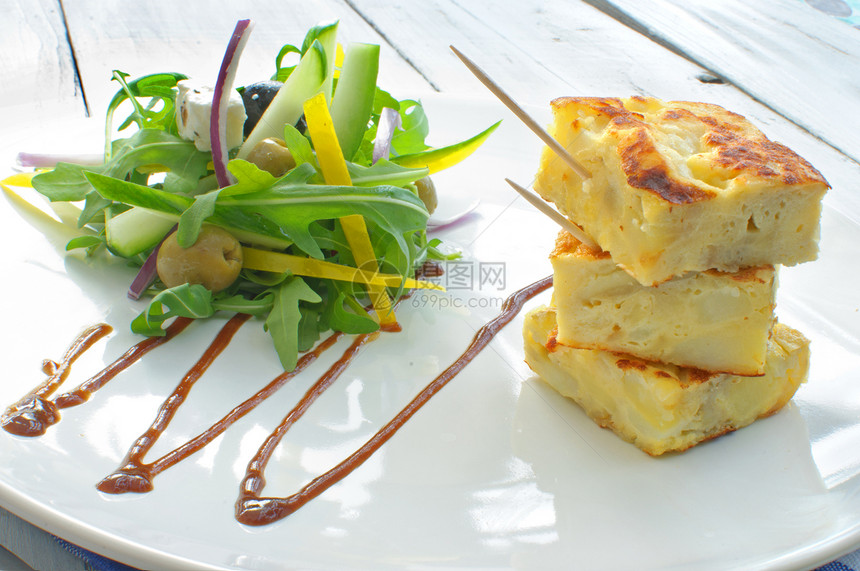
top-left (1, 2), bottom-right (860, 570)
top-left (59, 0), bottom-right (433, 116)
top-left (0, 0), bottom-right (83, 138)
top-left (345, 0), bottom-right (860, 348)
top-left (345, 0), bottom-right (860, 209)
top-left (583, 0), bottom-right (860, 163)
top-left (0, 546), bottom-right (32, 571)
top-left (342, 0), bottom-right (755, 104)
top-left (0, 507), bottom-right (84, 571)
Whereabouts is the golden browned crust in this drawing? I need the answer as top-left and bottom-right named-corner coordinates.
top-left (620, 128), bottom-right (716, 204)
top-left (545, 326), bottom-right (560, 352)
top-left (547, 325), bottom-right (764, 381)
top-left (525, 307), bottom-right (809, 456)
top-left (550, 96), bottom-right (830, 204)
top-left (703, 265), bottom-right (775, 283)
top-left (549, 230), bottom-right (610, 260)
top-left (615, 358), bottom-right (648, 372)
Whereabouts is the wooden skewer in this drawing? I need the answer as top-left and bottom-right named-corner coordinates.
top-left (450, 46), bottom-right (598, 250)
top-left (450, 45), bottom-right (591, 181)
top-left (505, 178), bottom-right (599, 250)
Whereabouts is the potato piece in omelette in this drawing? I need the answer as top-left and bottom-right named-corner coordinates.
top-left (551, 230), bottom-right (777, 376)
top-left (523, 306), bottom-right (810, 456)
top-left (534, 96), bottom-right (828, 286)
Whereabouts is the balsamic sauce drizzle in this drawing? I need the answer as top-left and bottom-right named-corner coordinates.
top-left (236, 275), bottom-right (553, 525)
top-left (98, 312), bottom-right (251, 494)
top-left (3, 275), bottom-right (552, 525)
top-left (2, 318), bottom-right (192, 437)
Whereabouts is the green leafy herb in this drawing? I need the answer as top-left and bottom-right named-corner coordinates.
top-left (105, 71), bottom-right (188, 157)
top-left (65, 235), bottom-right (104, 252)
top-left (32, 129), bottom-right (209, 208)
top-left (131, 283), bottom-right (216, 336)
top-left (27, 22), bottom-right (499, 371)
top-left (85, 164), bottom-right (430, 261)
top-left (264, 276), bottom-right (322, 370)
top-left (391, 100), bottom-right (431, 155)
top-left (178, 189), bottom-right (221, 247)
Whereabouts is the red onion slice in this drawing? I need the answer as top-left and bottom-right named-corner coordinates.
top-left (372, 107), bottom-right (401, 164)
top-left (211, 19), bottom-right (254, 188)
top-left (127, 225), bottom-right (176, 300)
top-left (17, 152), bottom-right (103, 168)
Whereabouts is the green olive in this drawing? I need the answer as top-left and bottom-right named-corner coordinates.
top-left (156, 225), bottom-right (243, 292)
top-left (415, 176), bottom-right (438, 214)
top-left (245, 137), bottom-right (296, 177)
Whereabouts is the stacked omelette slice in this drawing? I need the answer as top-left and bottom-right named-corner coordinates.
top-left (523, 96), bottom-right (828, 455)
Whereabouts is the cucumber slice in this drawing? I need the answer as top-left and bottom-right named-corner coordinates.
top-left (106, 205), bottom-right (292, 256)
top-left (105, 207), bottom-right (175, 257)
top-left (330, 42), bottom-right (380, 161)
top-left (237, 23), bottom-right (338, 159)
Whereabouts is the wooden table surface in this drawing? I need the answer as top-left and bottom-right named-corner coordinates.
top-left (2, 1), bottom-right (859, 569)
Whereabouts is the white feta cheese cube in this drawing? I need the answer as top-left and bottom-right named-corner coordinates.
top-left (175, 80), bottom-right (246, 152)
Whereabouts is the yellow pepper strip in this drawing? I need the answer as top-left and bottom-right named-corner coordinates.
top-left (392, 120), bottom-right (501, 174)
top-left (3, 173), bottom-right (87, 227)
top-left (304, 93), bottom-right (352, 186)
top-left (1, 172), bottom-right (36, 188)
top-left (303, 93), bottom-right (397, 326)
top-left (334, 43), bottom-right (345, 78)
top-left (243, 247), bottom-right (442, 291)
top-left (337, 213), bottom-right (396, 324)
top-left (1, 182), bottom-right (94, 239)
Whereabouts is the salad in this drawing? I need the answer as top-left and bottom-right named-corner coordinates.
top-left (12, 19), bottom-right (499, 371)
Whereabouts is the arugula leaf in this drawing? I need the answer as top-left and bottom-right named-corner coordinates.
top-left (220, 159), bottom-right (314, 197)
top-left (178, 189), bottom-right (220, 247)
top-left (65, 235), bottom-right (104, 252)
top-left (131, 283), bottom-right (215, 336)
top-left (242, 268), bottom-right (291, 287)
top-left (218, 184), bottom-right (428, 260)
top-left (353, 95), bottom-right (437, 167)
top-left (300, 21), bottom-right (338, 56)
top-left (105, 71), bottom-right (188, 157)
top-left (212, 293), bottom-right (273, 316)
top-left (372, 87), bottom-right (400, 116)
top-left (78, 191), bottom-right (113, 227)
top-left (85, 171), bottom-right (289, 250)
top-left (264, 276), bottom-right (322, 370)
top-left (84, 172), bottom-right (193, 215)
top-left (347, 159), bottom-right (428, 188)
top-left (87, 167), bottom-right (430, 261)
top-left (391, 100), bottom-right (430, 156)
top-left (29, 163), bottom-right (100, 202)
top-left (131, 286), bottom-right (273, 337)
top-left (32, 129), bottom-right (209, 205)
top-left (281, 124), bottom-right (317, 168)
top-left (273, 44), bottom-right (301, 82)
top-left (297, 303), bottom-right (323, 352)
top-left (324, 290), bottom-right (379, 334)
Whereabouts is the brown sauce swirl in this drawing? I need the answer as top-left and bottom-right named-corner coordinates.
top-left (236, 275), bottom-right (553, 525)
top-left (4, 275), bottom-right (552, 526)
top-left (2, 318), bottom-right (191, 437)
top-left (98, 313), bottom-right (250, 494)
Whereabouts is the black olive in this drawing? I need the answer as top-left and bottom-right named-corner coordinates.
top-left (294, 114), bottom-right (307, 134)
top-left (240, 81), bottom-right (283, 137)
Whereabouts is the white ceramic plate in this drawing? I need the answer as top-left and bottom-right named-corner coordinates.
top-left (2, 96), bottom-right (860, 571)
